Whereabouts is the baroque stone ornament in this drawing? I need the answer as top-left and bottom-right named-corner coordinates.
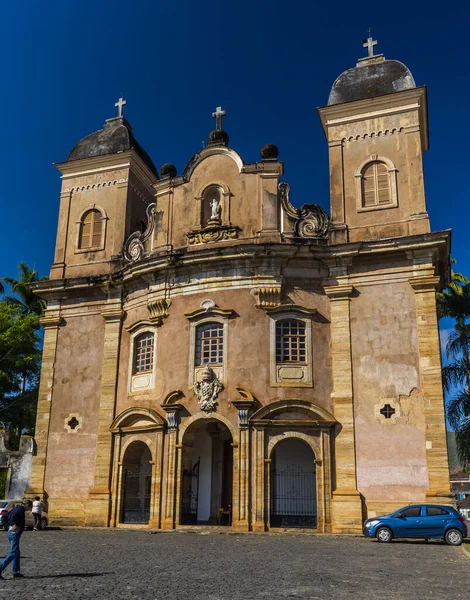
top-left (124, 203), bottom-right (157, 261)
top-left (185, 225), bottom-right (240, 245)
top-left (147, 297), bottom-right (172, 325)
top-left (194, 365), bottom-right (223, 413)
top-left (278, 182), bottom-right (329, 238)
top-left (252, 287), bottom-right (281, 310)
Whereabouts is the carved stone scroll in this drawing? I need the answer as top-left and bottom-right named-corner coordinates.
top-left (278, 182), bottom-right (329, 238)
top-left (124, 203), bottom-right (157, 261)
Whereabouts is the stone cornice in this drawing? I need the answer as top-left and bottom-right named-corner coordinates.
top-left (34, 230), bottom-right (451, 300)
top-left (318, 86), bottom-right (428, 151)
top-left (184, 306), bottom-right (235, 321)
top-left (324, 284), bottom-right (354, 299)
top-left (39, 315), bottom-right (64, 328)
top-left (409, 275), bottom-right (440, 292)
top-left (55, 149), bottom-right (158, 189)
top-left (266, 304), bottom-right (317, 317)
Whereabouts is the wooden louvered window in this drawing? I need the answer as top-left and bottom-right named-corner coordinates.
top-left (361, 161), bottom-right (391, 207)
top-left (79, 209), bottom-right (103, 249)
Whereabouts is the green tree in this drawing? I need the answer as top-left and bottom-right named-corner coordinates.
top-left (0, 303), bottom-right (41, 443)
top-left (0, 262), bottom-right (46, 446)
top-left (0, 261), bottom-right (47, 317)
top-left (440, 264), bottom-right (470, 466)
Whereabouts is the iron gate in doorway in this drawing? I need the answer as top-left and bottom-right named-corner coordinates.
top-left (270, 464), bottom-right (317, 528)
top-left (121, 470), bottom-right (151, 524)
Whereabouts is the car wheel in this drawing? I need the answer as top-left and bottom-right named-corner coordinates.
top-left (376, 527), bottom-right (393, 543)
top-left (39, 517), bottom-right (48, 531)
top-left (444, 529), bottom-right (463, 546)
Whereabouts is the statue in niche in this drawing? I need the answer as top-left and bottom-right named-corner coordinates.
top-left (202, 185), bottom-right (222, 227)
top-left (210, 198), bottom-right (220, 220)
top-left (207, 196), bottom-right (221, 226)
top-left (194, 365), bottom-right (223, 413)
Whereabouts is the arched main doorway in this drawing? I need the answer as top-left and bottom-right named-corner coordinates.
top-left (121, 441), bottom-right (152, 524)
top-left (180, 419), bottom-right (233, 525)
top-left (270, 438), bottom-right (317, 528)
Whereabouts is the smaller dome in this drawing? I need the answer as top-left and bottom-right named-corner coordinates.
top-left (68, 116), bottom-right (158, 177)
top-left (208, 129), bottom-right (229, 147)
top-left (328, 58), bottom-right (416, 106)
top-left (160, 163), bottom-right (177, 178)
top-left (260, 144), bottom-right (279, 160)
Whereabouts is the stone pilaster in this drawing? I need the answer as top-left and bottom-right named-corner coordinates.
top-left (161, 404), bottom-right (181, 529)
top-left (251, 426), bottom-right (266, 531)
top-left (232, 400), bottom-right (253, 531)
top-left (409, 275), bottom-right (452, 501)
top-left (324, 284), bottom-right (362, 533)
top-left (149, 429), bottom-right (164, 528)
top-left (27, 306), bottom-right (63, 499)
top-left (85, 294), bottom-right (124, 526)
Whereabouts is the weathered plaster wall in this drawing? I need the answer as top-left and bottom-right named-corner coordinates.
top-left (351, 279), bottom-right (427, 502)
top-left (115, 283), bottom-right (332, 424)
top-left (44, 313), bottom-right (104, 498)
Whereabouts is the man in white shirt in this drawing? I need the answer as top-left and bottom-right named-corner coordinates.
top-left (31, 497), bottom-right (44, 531)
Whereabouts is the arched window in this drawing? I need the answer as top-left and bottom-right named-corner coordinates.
top-left (361, 161), bottom-right (391, 207)
top-left (133, 332), bottom-right (155, 374)
top-left (195, 322), bottom-right (224, 366)
top-left (79, 209), bottom-right (103, 249)
top-left (275, 319), bottom-right (306, 364)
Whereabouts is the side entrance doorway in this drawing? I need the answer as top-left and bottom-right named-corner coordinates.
top-left (121, 441), bottom-right (152, 524)
top-left (270, 438), bottom-right (317, 528)
top-left (181, 419), bottom-right (233, 525)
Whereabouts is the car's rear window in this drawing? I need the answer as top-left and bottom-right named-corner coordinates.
top-left (0, 501), bottom-right (8, 508)
top-left (426, 507), bottom-right (449, 516)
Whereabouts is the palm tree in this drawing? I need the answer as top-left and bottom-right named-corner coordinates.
top-left (0, 262), bottom-right (48, 317)
top-left (440, 272), bottom-right (470, 466)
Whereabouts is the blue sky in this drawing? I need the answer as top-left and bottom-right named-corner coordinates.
top-left (1, 1), bottom-right (469, 283)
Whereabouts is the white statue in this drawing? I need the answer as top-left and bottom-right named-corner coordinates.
top-left (194, 365), bottom-right (223, 413)
top-left (210, 198), bottom-right (220, 220)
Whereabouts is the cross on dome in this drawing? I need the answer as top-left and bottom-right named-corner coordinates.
top-left (115, 96), bottom-right (127, 118)
top-left (363, 30), bottom-right (378, 57)
top-left (212, 106), bottom-right (226, 131)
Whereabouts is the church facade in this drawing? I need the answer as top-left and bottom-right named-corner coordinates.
top-left (28, 41), bottom-right (452, 533)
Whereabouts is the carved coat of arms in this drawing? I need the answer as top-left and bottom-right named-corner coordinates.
top-left (194, 365), bottom-right (223, 413)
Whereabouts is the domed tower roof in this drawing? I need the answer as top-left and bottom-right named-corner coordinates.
top-left (328, 36), bottom-right (416, 106)
top-left (68, 98), bottom-right (158, 177)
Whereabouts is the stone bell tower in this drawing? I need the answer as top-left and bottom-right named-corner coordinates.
top-left (50, 98), bottom-right (159, 281)
top-left (318, 35), bottom-right (430, 244)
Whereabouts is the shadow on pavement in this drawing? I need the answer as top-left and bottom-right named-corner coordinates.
top-left (22, 572), bottom-right (113, 579)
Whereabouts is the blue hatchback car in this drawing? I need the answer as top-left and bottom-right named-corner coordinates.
top-left (363, 504), bottom-right (468, 545)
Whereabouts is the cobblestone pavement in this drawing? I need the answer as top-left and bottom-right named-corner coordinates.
top-left (0, 529), bottom-right (469, 599)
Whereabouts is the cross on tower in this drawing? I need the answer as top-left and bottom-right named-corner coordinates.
top-left (115, 96), bottom-right (127, 118)
top-left (212, 106), bottom-right (226, 131)
top-left (363, 31), bottom-right (378, 57)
